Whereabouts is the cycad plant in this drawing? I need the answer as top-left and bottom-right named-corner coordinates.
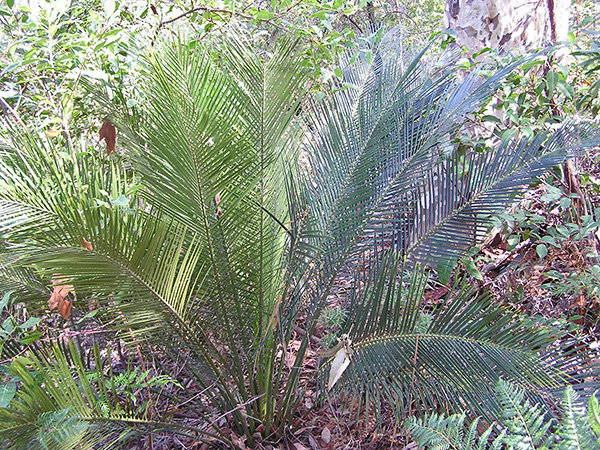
top-left (0, 31), bottom-right (598, 448)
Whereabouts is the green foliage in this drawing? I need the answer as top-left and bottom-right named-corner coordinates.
top-left (0, 0), bottom-right (134, 134)
top-left (457, 27), bottom-right (600, 156)
top-left (572, 1), bottom-right (600, 115)
top-left (408, 381), bottom-right (600, 450)
top-left (324, 264), bottom-right (591, 422)
top-left (0, 24), bottom-right (599, 449)
top-left (496, 378), bottom-right (554, 449)
top-left (86, 366), bottom-right (182, 416)
top-left (409, 414), bottom-right (504, 450)
top-left (490, 189), bottom-right (600, 304)
top-left (0, 290), bottom-right (43, 360)
top-left (589, 392), bottom-right (600, 437)
top-left (0, 341), bottom-right (151, 450)
top-left (31, 408), bottom-right (92, 450)
top-left (556, 385), bottom-right (597, 450)
top-left (319, 306), bottom-right (349, 347)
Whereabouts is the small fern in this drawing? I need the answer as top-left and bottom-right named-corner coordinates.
top-left (407, 381), bottom-right (600, 450)
top-left (495, 380), bottom-right (554, 449)
top-left (589, 392), bottom-right (600, 439)
top-left (408, 413), bottom-right (505, 450)
top-left (555, 386), bottom-right (596, 450)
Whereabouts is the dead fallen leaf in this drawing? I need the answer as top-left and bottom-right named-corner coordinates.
top-left (79, 238), bottom-right (93, 251)
top-left (320, 427), bottom-right (331, 444)
top-left (424, 285), bottom-right (450, 303)
top-left (57, 297), bottom-right (73, 320)
top-left (49, 277), bottom-right (75, 320)
top-left (99, 120), bottom-right (116, 155)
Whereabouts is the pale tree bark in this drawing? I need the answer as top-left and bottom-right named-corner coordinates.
top-left (444, 0), bottom-right (571, 52)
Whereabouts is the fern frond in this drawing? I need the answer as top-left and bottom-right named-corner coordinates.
top-left (495, 379), bottom-right (554, 450)
top-left (556, 386), bottom-right (596, 450)
top-left (408, 413), bottom-right (504, 450)
top-left (408, 382), bottom-right (600, 450)
top-left (589, 392), bottom-right (600, 440)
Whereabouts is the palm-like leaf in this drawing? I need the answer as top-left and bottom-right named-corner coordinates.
top-left (406, 123), bottom-right (600, 267)
top-left (304, 35), bottom-right (600, 272)
top-left (0, 341), bottom-right (148, 450)
top-left (1, 37), bottom-right (312, 443)
top-left (1, 29), bottom-right (599, 447)
top-left (321, 259), bottom-right (592, 420)
top-left (0, 134), bottom-right (260, 433)
top-left (306, 34), bottom-right (598, 423)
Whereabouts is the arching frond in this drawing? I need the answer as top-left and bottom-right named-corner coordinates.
top-left (303, 34), bottom-right (600, 274)
top-left (319, 255), bottom-right (591, 421)
top-left (0, 341), bottom-right (179, 450)
top-left (407, 122), bottom-right (600, 267)
top-left (2, 29), bottom-right (599, 447)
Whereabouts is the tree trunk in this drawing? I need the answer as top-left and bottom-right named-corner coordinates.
top-left (443, 0), bottom-right (571, 52)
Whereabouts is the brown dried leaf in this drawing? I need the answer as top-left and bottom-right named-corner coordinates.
top-left (57, 297), bottom-right (73, 320)
top-left (79, 237), bottom-right (93, 251)
top-left (49, 277), bottom-right (75, 320)
top-left (230, 433), bottom-right (247, 449)
top-left (99, 120), bottom-right (116, 155)
top-left (48, 291), bottom-right (60, 311)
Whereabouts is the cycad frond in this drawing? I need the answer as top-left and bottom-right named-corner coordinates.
top-left (321, 260), bottom-right (587, 420)
top-left (343, 253), bottom-right (426, 341)
top-left (0, 128), bottom-right (243, 415)
top-left (123, 38), bottom-right (310, 344)
top-left (304, 34), bottom-right (600, 271)
top-left (0, 253), bottom-right (49, 306)
top-left (407, 123), bottom-right (600, 267)
top-left (3, 29), bottom-right (599, 445)
top-left (0, 341), bottom-right (159, 450)
top-left (0, 135), bottom-right (205, 339)
top-left (309, 35), bottom-right (599, 426)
